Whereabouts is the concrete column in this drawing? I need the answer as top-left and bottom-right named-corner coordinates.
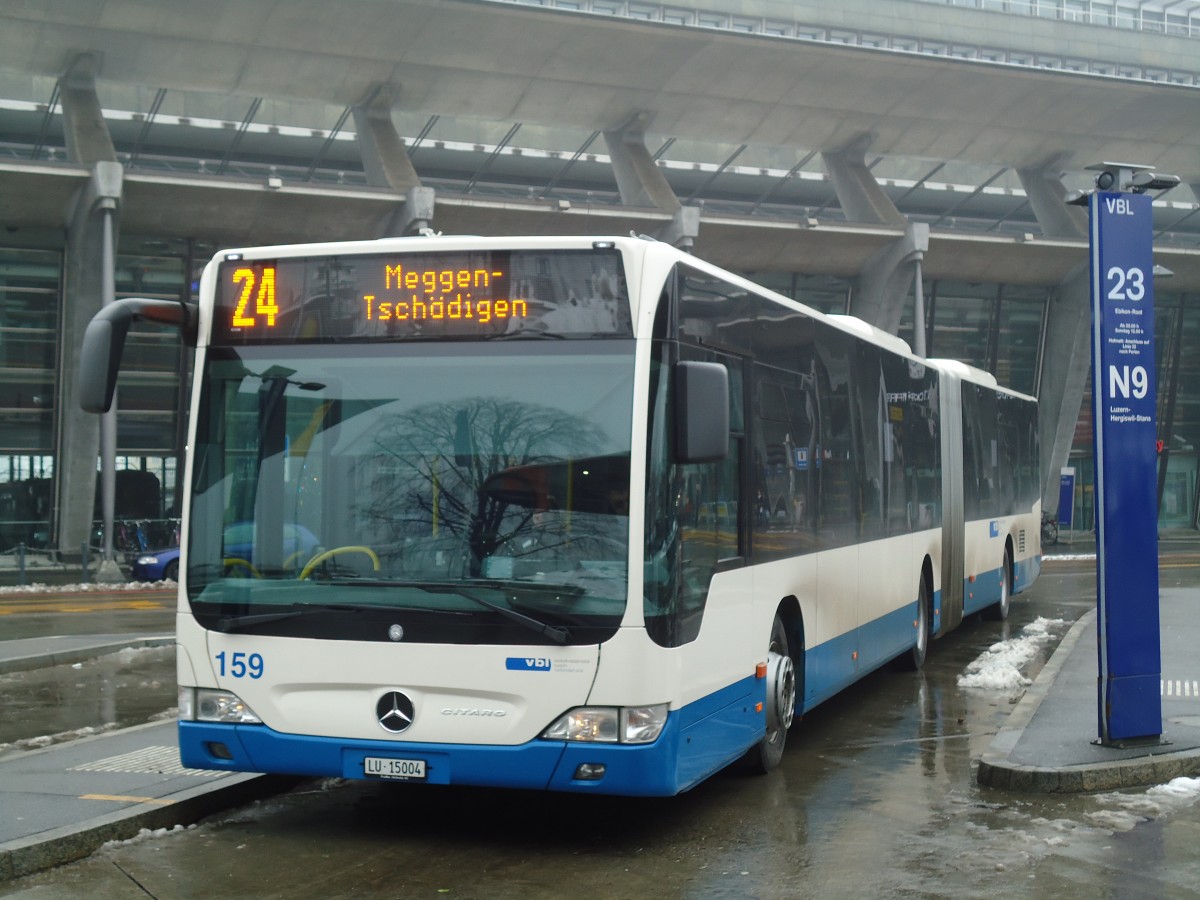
top-left (1017, 163), bottom-right (1087, 239)
top-left (1017, 163), bottom-right (1094, 518)
top-left (55, 56), bottom-right (125, 578)
top-left (380, 186), bottom-right (437, 238)
top-left (1036, 264), bottom-right (1091, 513)
top-left (57, 162), bottom-right (123, 575)
top-left (658, 207), bottom-right (700, 254)
top-left (60, 55), bottom-right (116, 165)
top-left (352, 85), bottom-right (436, 236)
top-left (823, 134), bottom-right (922, 337)
top-left (603, 112), bottom-right (680, 212)
top-left (852, 222), bottom-right (929, 336)
top-left (821, 133), bottom-right (906, 228)
top-left (1018, 163), bottom-right (1089, 516)
top-left (603, 113), bottom-right (698, 249)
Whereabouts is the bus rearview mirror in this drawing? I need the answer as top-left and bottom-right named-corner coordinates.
top-left (78, 298), bottom-right (199, 414)
top-left (674, 361), bottom-right (729, 463)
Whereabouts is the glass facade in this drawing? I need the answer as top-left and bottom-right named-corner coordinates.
top-left (1158, 295), bottom-right (1200, 527)
top-left (2, 235), bottom-right (1197, 561)
top-left (0, 246), bottom-right (192, 554)
top-left (749, 272), bottom-right (1049, 399)
top-left (1056, 291), bottom-right (1200, 536)
top-left (0, 248), bottom-right (59, 551)
top-left (0, 248), bottom-right (58, 453)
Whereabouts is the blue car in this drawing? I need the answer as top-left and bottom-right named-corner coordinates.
top-left (131, 523), bottom-right (320, 582)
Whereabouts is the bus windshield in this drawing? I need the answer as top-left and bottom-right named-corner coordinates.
top-left (186, 341), bottom-right (635, 644)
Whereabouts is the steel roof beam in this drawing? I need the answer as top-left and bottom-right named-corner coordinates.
top-left (538, 130), bottom-right (601, 200)
top-left (216, 97), bottom-right (262, 176)
top-left (127, 88), bottom-right (166, 166)
top-left (464, 122), bottom-right (521, 194)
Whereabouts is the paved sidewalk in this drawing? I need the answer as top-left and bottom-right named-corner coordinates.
top-left (0, 634), bottom-right (172, 674)
top-left (978, 587), bottom-right (1200, 792)
top-left (0, 633), bottom-right (297, 883)
top-left (4, 579), bottom-right (1200, 882)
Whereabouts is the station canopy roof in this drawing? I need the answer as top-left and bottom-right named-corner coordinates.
top-left (1, 0), bottom-right (1198, 284)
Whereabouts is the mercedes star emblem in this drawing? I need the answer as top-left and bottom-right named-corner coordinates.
top-left (376, 691), bottom-right (416, 733)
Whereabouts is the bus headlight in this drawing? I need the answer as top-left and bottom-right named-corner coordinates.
top-left (542, 704), bottom-right (668, 744)
top-left (622, 704), bottom-right (669, 743)
top-left (179, 687), bottom-right (263, 724)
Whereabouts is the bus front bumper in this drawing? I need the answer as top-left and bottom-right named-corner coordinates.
top-left (179, 703), bottom-right (749, 798)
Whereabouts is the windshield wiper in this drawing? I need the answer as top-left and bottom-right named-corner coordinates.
top-left (215, 609), bottom-right (306, 631)
top-left (213, 603), bottom-right (395, 633)
top-left (326, 578), bottom-right (571, 644)
top-left (461, 577), bottom-right (584, 598)
top-left (417, 582), bottom-right (570, 645)
top-left (212, 582), bottom-right (571, 644)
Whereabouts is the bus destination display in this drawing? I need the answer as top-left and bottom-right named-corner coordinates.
top-left (213, 249), bottom-right (631, 344)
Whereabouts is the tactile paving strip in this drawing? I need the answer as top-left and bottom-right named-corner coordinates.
top-left (69, 744), bottom-right (223, 777)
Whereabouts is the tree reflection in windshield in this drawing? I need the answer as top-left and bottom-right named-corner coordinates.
top-left (357, 396), bottom-right (629, 587)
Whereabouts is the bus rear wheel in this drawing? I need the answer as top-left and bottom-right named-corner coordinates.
top-left (984, 547), bottom-right (1013, 621)
top-left (744, 614), bottom-right (796, 774)
top-left (905, 575), bottom-right (931, 670)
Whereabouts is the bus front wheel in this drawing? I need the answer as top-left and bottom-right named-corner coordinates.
top-left (744, 614), bottom-right (797, 774)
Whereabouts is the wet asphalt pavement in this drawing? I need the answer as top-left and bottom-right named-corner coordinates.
top-left (2, 558), bottom-right (1200, 898)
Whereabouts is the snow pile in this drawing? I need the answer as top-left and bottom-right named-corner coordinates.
top-left (1149, 776), bottom-right (1200, 803)
top-left (101, 823), bottom-right (195, 849)
top-left (106, 644), bottom-right (173, 665)
top-left (0, 579), bottom-right (174, 595)
top-left (957, 617), bottom-right (1067, 692)
top-left (1090, 776), bottom-right (1200, 832)
top-left (0, 722), bottom-right (120, 755)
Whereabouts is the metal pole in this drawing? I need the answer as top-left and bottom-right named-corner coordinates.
top-left (912, 259), bottom-right (927, 357)
top-left (96, 201), bottom-right (123, 582)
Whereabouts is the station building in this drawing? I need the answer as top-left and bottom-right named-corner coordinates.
top-left (1, 0), bottom-right (1199, 560)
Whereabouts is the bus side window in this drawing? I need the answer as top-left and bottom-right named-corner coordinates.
top-left (814, 325), bottom-right (856, 548)
top-left (644, 348), bottom-right (743, 648)
top-left (677, 354), bottom-right (742, 620)
top-left (753, 367), bottom-right (816, 560)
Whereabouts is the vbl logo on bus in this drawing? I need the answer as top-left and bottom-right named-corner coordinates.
top-left (507, 657), bottom-right (552, 671)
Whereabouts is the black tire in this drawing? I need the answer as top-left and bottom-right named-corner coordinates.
top-left (1041, 513), bottom-right (1059, 547)
top-left (744, 614), bottom-right (797, 774)
top-left (983, 547), bottom-right (1013, 621)
top-left (163, 559), bottom-right (179, 582)
top-left (905, 575), bottom-right (931, 670)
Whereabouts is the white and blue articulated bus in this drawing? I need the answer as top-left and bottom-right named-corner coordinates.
top-left (78, 234), bottom-right (1040, 796)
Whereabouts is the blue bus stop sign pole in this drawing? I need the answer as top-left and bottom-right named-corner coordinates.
top-left (1058, 468), bottom-right (1075, 530)
top-left (1089, 189), bottom-right (1162, 745)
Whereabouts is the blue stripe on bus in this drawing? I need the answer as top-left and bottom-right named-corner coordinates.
top-left (802, 598), bottom-right (922, 711)
top-left (178, 673), bottom-right (766, 797)
top-left (963, 566), bottom-right (1003, 616)
top-left (961, 553), bottom-right (1041, 616)
top-left (1015, 555), bottom-right (1041, 593)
